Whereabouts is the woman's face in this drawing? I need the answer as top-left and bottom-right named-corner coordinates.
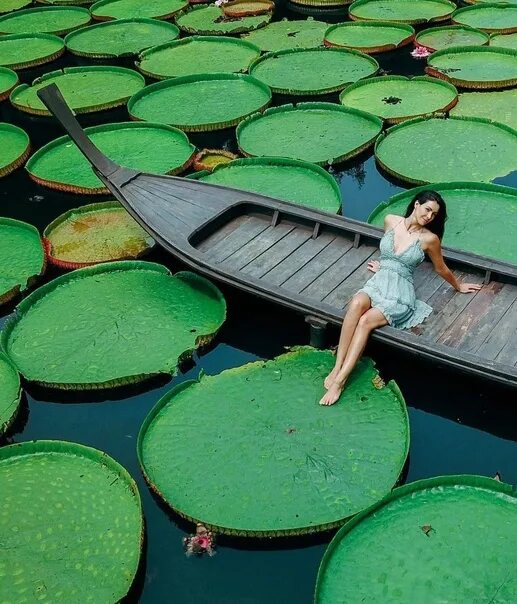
top-left (414, 200), bottom-right (440, 226)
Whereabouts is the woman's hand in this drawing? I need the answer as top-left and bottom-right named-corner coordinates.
top-left (458, 283), bottom-right (482, 293)
top-left (367, 260), bottom-right (380, 273)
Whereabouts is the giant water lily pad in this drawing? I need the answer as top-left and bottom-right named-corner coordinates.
top-left (426, 46), bottom-right (517, 89)
top-left (128, 73), bottom-right (271, 131)
top-left (0, 352), bottom-right (21, 436)
top-left (10, 66), bottom-right (145, 115)
top-left (490, 32), bottom-right (517, 49)
top-left (0, 33), bottom-right (65, 70)
top-left (242, 18), bottom-right (328, 52)
top-left (0, 122), bottom-right (29, 178)
top-left (452, 4), bottom-right (517, 34)
top-left (190, 157), bottom-right (342, 212)
top-left (349, 0), bottom-right (456, 24)
top-left (340, 75), bottom-right (457, 123)
top-left (0, 218), bottom-right (45, 305)
top-left (375, 115), bottom-right (517, 184)
top-left (138, 348), bottom-right (409, 536)
top-left (0, 0), bottom-right (31, 13)
top-left (249, 47), bottom-right (378, 95)
top-left (175, 5), bottom-right (271, 35)
top-left (2, 263), bottom-right (226, 388)
top-left (315, 476), bottom-right (517, 603)
top-left (324, 21), bottom-right (414, 53)
top-left (37, 0), bottom-right (93, 5)
top-left (0, 440), bottom-right (143, 602)
top-left (415, 24), bottom-right (489, 51)
top-left (0, 66), bottom-right (17, 100)
top-left (137, 36), bottom-right (260, 80)
top-left (44, 201), bottom-right (155, 268)
top-left (91, 0), bottom-right (188, 20)
top-left (450, 89), bottom-right (517, 130)
top-left (237, 102), bottom-right (382, 165)
top-left (0, 6), bottom-right (91, 35)
top-left (26, 121), bottom-right (195, 193)
top-left (65, 18), bottom-right (180, 58)
top-left (368, 182), bottom-right (517, 263)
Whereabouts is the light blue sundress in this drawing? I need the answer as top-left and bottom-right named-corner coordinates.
top-left (359, 225), bottom-right (433, 329)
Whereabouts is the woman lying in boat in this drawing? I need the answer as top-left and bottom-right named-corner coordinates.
top-left (320, 190), bottom-right (482, 406)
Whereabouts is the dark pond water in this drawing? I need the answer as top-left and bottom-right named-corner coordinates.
top-left (1, 4), bottom-right (516, 603)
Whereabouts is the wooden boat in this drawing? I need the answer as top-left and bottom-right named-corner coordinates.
top-left (38, 84), bottom-right (517, 387)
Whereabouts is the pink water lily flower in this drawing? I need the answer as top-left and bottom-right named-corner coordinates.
top-left (411, 46), bottom-right (432, 59)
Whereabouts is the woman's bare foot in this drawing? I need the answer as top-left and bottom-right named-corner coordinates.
top-left (319, 381), bottom-right (345, 406)
top-left (324, 367), bottom-right (341, 390)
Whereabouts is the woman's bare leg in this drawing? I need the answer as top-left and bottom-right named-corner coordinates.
top-left (323, 293), bottom-right (371, 389)
top-left (320, 308), bottom-right (388, 405)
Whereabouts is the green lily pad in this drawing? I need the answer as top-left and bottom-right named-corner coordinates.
top-left (0, 66), bottom-right (17, 101)
top-left (43, 201), bottom-right (155, 268)
top-left (2, 263), bottom-right (226, 388)
top-left (37, 0), bottom-right (94, 5)
top-left (315, 476), bottom-right (517, 604)
top-left (91, 0), bottom-right (188, 20)
top-left (450, 89), bottom-right (517, 130)
top-left (349, 0), bottom-right (456, 24)
top-left (464, 0), bottom-right (517, 4)
top-left (426, 45), bottom-right (517, 89)
top-left (137, 36), bottom-right (260, 80)
top-left (0, 217), bottom-right (45, 305)
top-left (375, 115), bottom-right (517, 184)
top-left (0, 352), bottom-right (20, 436)
top-left (242, 18), bottom-right (328, 52)
top-left (138, 348), bottom-right (409, 536)
top-left (237, 102), bottom-right (383, 166)
top-left (340, 75), bottom-right (458, 123)
top-left (0, 440), bottom-right (143, 602)
top-left (0, 33), bottom-right (65, 70)
top-left (175, 5), bottom-right (271, 36)
top-left (26, 121), bottom-right (195, 193)
top-left (189, 156), bottom-right (342, 213)
top-left (249, 48), bottom-right (378, 95)
top-left (368, 182), bottom-right (517, 263)
top-left (415, 24), bottom-right (490, 51)
top-left (452, 4), bottom-right (517, 34)
top-left (0, 122), bottom-right (29, 178)
top-left (128, 73), bottom-right (271, 131)
top-left (10, 66), bottom-right (145, 115)
top-left (0, 0), bottom-right (31, 14)
top-left (0, 6), bottom-right (91, 35)
top-left (65, 18), bottom-right (180, 59)
top-left (324, 21), bottom-right (414, 53)
top-left (490, 32), bottom-right (517, 49)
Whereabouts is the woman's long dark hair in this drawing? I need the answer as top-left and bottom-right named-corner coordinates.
top-left (405, 190), bottom-right (447, 240)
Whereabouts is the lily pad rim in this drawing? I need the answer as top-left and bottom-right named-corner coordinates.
top-left (452, 3), bottom-right (517, 34)
top-left (90, 0), bottom-right (189, 21)
top-left (0, 66), bottom-right (18, 101)
top-left (0, 121), bottom-right (30, 178)
top-left (348, 0), bottom-right (457, 24)
top-left (0, 32), bottom-right (65, 70)
top-left (315, 474), bottom-right (517, 602)
top-left (415, 24), bottom-right (491, 50)
top-left (0, 5), bottom-right (92, 36)
top-left (174, 4), bottom-right (272, 35)
top-left (0, 350), bottom-right (21, 436)
top-left (324, 20), bottom-right (415, 53)
top-left (0, 0), bottom-right (31, 13)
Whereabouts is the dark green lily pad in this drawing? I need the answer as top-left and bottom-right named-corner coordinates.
top-left (452, 4), bottom-right (517, 34)
top-left (0, 33), bottom-right (65, 70)
top-left (26, 121), bottom-right (195, 193)
top-left (175, 5), bottom-right (271, 36)
top-left (0, 440), bottom-right (143, 602)
top-left (0, 217), bottom-right (45, 305)
top-left (0, 352), bottom-right (20, 436)
top-left (490, 32), bottom-right (517, 49)
top-left (415, 24), bottom-right (490, 51)
top-left (0, 122), bottom-right (29, 177)
top-left (368, 182), bottom-right (517, 263)
top-left (91, 0), bottom-right (188, 20)
top-left (242, 18), bottom-right (328, 52)
top-left (237, 102), bottom-right (382, 166)
top-left (0, 66), bottom-right (17, 101)
top-left (450, 89), bottom-right (517, 130)
top-left (375, 115), bottom-right (517, 184)
top-left (43, 201), bottom-right (155, 268)
top-left (190, 156), bottom-right (342, 213)
top-left (349, 0), bottom-right (456, 24)
top-left (340, 75), bottom-right (458, 123)
top-left (128, 73), bottom-right (271, 131)
top-left (137, 36), bottom-right (260, 80)
top-left (0, 0), bottom-right (31, 13)
top-left (426, 45), bottom-right (517, 89)
top-left (2, 263), bottom-right (226, 388)
top-left (0, 6), bottom-right (91, 35)
top-left (324, 21), bottom-right (414, 53)
top-left (138, 348), bottom-right (409, 536)
top-left (65, 18), bottom-right (180, 59)
top-left (10, 66), bottom-right (145, 115)
top-left (316, 476), bottom-right (517, 603)
top-left (250, 48), bottom-right (378, 95)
